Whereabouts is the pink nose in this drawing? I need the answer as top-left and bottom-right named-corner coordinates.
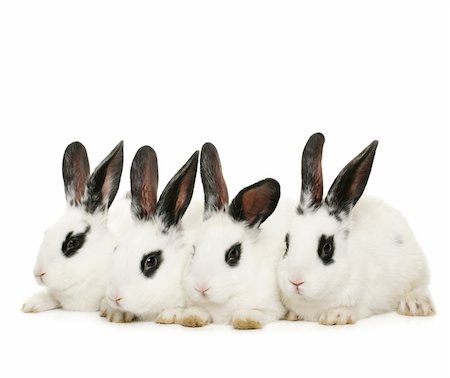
top-left (289, 279), bottom-right (304, 287)
top-left (36, 272), bottom-right (46, 282)
top-left (195, 285), bottom-right (210, 295)
top-left (108, 295), bottom-right (122, 307)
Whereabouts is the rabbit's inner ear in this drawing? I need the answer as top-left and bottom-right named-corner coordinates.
top-left (200, 143), bottom-right (229, 216)
top-left (83, 141), bottom-right (124, 214)
top-left (299, 133), bottom-right (324, 213)
top-left (325, 140), bottom-right (378, 217)
top-left (155, 151), bottom-right (199, 229)
top-left (62, 142), bottom-right (90, 206)
top-left (131, 146), bottom-right (158, 220)
top-left (229, 178), bottom-right (280, 227)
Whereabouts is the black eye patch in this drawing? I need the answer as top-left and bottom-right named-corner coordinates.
top-left (225, 243), bottom-right (241, 267)
top-left (140, 250), bottom-right (163, 278)
top-left (61, 226), bottom-right (90, 258)
top-left (318, 234), bottom-right (334, 265)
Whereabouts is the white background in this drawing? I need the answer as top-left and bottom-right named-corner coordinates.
top-left (0, 1), bottom-right (448, 377)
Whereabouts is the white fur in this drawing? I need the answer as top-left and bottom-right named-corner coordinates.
top-left (278, 196), bottom-right (434, 323)
top-left (23, 197), bottom-right (132, 313)
top-left (182, 209), bottom-right (287, 328)
top-left (103, 201), bottom-right (202, 322)
top-left (105, 218), bottom-right (194, 321)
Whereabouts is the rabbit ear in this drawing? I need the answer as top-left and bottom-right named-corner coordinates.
top-left (325, 140), bottom-right (378, 217)
top-left (229, 178), bottom-right (280, 228)
top-left (62, 141), bottom-right (90, 206)
top-left (155, 151), bottom-right (199, 229)
top-left (130, 146), bottom-right (158, 220)
top-left (84, 141), bottom-right (124, 214)
top-left (299, 133), bottom-right (325, 213)
top-left (200, 143), bottom-right (229, 216)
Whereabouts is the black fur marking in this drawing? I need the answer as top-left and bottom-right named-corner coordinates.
top-left (325, 140), bottom-right (378, 216)
top-left (61, 225), bottom-right (91, 258)
top-left (140, 250), bottom-right (163, 278)
top-left (283, 233), bottom-right (290, 258)
top-left (225, 243), bottom-right (241, 267)
top-left (327, 208), bottom-right (346, 222)
top-left (300, 133), bottom-right (325, 210)
top-left (229, 178), bottom-right (280, 227)
top-left (200, 143), bottom-right (229, 214)
top-left (154, 151), bottom-right (199, 229)
top-left (84, 141), bottom-right (124, 214)
top-left (297, 202), bottom-right (322, 216)
top-left (318, 234), bottom-right (334, 265)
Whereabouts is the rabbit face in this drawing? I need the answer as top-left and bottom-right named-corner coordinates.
top-left (184, 212), bottom-right (258, 305)
top-left (106, 220), bottom-right (188, 315)
top-left (278, 207), bottom-right (351, 302)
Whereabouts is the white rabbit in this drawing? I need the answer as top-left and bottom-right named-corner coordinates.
top-left (181, 143), bottom-right (286, 329)
top-left (102, 146), bottom-right (200, 323)
top-left (22, 141), bottom-right (127, 313)
top-left (278, 133), bottom-right (435, 325)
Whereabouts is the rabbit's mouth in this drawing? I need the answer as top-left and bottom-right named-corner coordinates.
top-left (34, 272), bottom-right (46, 285)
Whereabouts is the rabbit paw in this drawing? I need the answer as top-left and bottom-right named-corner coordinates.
top-left (319, 307), bottom-right (356, 325)
top-left (99, 298), bottom-right (135, 323)
top-left (156, 308), bottom-right (183, 324)
top-left (398, 289), bottom-right (435, 316)
top-left (232, 309), bottom-right (264, 330)
top-left (22, 291), bottom-right (60, 313)
top-left (180, 307), bottom-right (210, 327)
top-left (284, 310), bottom-right (303, 321)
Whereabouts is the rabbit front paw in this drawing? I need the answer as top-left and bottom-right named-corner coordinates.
top-left (156, 308), bottom-right (183, 324)
top-left (319, 307), bottom-right (356, 325)
top-left (180, 307), bottom-right (210, 327)
top-left (22, 291), bottom-right (60, 313)
top-left (232, 309), bottom-right (265, 330)
top-left (99, 298), bottom-right (135, 323)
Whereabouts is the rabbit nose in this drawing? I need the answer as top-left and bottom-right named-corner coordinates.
top-left (289, 279), bottom-right (304, 287)
top-left (107, 290), bottom-right (123, 306)
top-left (108, 295), bottom-right (123, 307)
top-left (35, 272), bottom-right (46, 283)
top-left (195, 285), bottom-right (210, 296)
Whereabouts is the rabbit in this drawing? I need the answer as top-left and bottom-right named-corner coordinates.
top-left (101, 146), bottom-right (200, 323)
top-left (278, 133), bottom-right (435, 325)
top-left (22, 141), bottom-right (126, 313)
top-left (181, 143), bottom-right (286, 330)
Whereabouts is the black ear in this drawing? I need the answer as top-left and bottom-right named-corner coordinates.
top-left (229, 178), bottom-right (280, 228)
top-left (154, 151), bottom-right (199, 229)
top-left (62, 142), bottom-right (90, 206)
top-left (130, 146), bottom-right (158, 220)
top-left (84, 141), bottom-right (124, 214)
top-left (200, 143), bottom-right (229, 216)
top-left (325, 140), bottom-right (378, 216)
top-left (299, 133), bottom-right (325, 213)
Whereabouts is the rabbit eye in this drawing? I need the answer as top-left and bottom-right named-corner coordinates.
top-left (67, 239), bottom-right (79, 250)
top-left (318, 235), bottom-right (335, 265)
top-left (140, 250), bottom-right (163, 278)
top-left (61, 226), bottom-right (90, 258)
top-left (225, 243), bottom-right (242, 267)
